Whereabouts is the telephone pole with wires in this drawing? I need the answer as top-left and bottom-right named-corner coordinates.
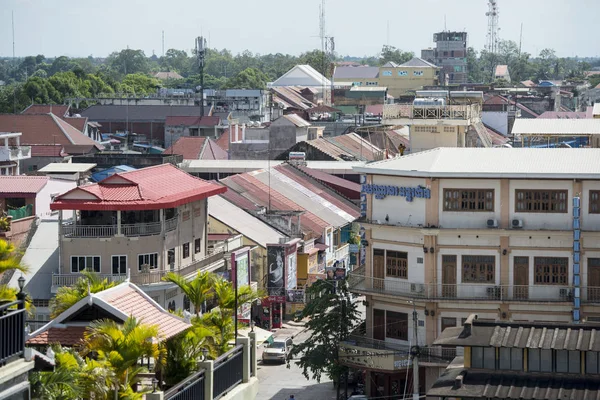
top-left (410, 301), bottom-right (420, 400)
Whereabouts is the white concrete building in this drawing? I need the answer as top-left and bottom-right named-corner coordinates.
top-left (346, 147), bottom-right (600, 398)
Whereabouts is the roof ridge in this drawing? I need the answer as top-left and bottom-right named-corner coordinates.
top-left (48, 113), bottom-right (75, 144)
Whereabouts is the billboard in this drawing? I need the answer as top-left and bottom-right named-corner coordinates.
top-left (286, 251), bottom-right (297, 291)
top-left (267, 245), bottom-right (285, 296)
top-left (231, 247), bottom-right (251, 287)
top-left (286, 289), bottom-right (305, 303)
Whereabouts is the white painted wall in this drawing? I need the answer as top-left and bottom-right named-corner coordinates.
top-left (410, 129), bottom-right (458, 153)
top-left (509, 180), bottom-right (573, 230)
top-left (37, 178), bottom-right (76, 220)
top-left (438, 179), bottom-right (502, 229)
top-left (482, 111), bottom-right (508, 135)
top-left (371, 241), bottom-right (425, 283)
top-left (436, 248), bottom-right (501, 299)
top-left (370, 176), bottom-right (427, 226)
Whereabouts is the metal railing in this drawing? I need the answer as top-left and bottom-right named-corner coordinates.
top-left (165, 369), bottom-right (206, 400)
top-left (334, 243), bottom-right (350, 262)
top-left (0, 300), bottom-right (25, 367)
top-left (133, 250), bottom-right (225, 285)
top-left (52, 273), bottom-right (127, 288)
top-left (383, 103), bottom-right (480, 121)
top-left (62, 216), bottom-right (178, 238)
top-left (348, 273), bottom-right (579, 303)
top-left (213, 345), bottom-right (244, 399)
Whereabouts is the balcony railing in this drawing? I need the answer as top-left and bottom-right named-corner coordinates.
top-left (383, 103), bottom-right (480, 121)
top-left (52, 273), bottom-right (127, 289)
top-left (0, 300), bottom-right (25, 367)
top-left (0, 146), bottom-right (31, 161)
top-left (348, 272), bottom-right (582, 303)
top-left (334, 243), bottom-right (350, 262)
top-left (62, 216), bottom-right (178, 238)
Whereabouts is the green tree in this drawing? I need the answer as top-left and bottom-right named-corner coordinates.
top-left (223, 67), bottom-right (269, 89)
top-left (298, 49), bottom-right (329, 76)
top-left (49, 271), bottom-right (118, 318)
top-left (287, 279), bottom-right (360, 383)
top-left (466, 47), bottom-right (484, 83)
top-left (161, 49), bottom-right (192, 75)
top-left (379, 45), bottom-right (414, 66)
top-left (108, 49), bottom-right (150, 75)
top-left (119, 73), bottom-right (160, 96)
top-left (80, 317), bottom-right (165, 396)
top-left (0, 239), bottom-right (28, 303)
top-left (163, 271), bottom-right (216, 318)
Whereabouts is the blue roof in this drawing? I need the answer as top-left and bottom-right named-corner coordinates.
top-left (538, 81), bottom-right (556, 87)
top-left (90, 165), bottom-right (137, 182)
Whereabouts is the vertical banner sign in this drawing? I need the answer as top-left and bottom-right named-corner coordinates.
top-left (573, 196), bottom-right (581, 322)
top-left (267, 245), bottom-right (286, 296)
top-left (359, 175), bottom-right (367, 218)
top-left (285, 243), bottom-right (298, 291)
top-left (231, 247), bottom-right (251, 322)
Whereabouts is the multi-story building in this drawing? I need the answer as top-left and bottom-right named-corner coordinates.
top-left (333, 58), bottom-right (440, 98)
top-left (421, 31), bottom-right (468, 85)
top-left (0, 132), bottom-right (30, 175)
top-left (347, 147), bottom-right (600, 398)
top-left (49, 163), bottom-right (227, 309)
top-left (382, 90), bottom-right (496, 152)
top-left (429, 315), bottom-right (600, 399)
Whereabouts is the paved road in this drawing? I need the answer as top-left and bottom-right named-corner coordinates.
top-left (256, 327), bottom-right (338, 400)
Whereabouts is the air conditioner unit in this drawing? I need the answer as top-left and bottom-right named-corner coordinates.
top-left (511, 219), bottom-right (524, 229)
top-left (486, 219), bottom-right (498, 228)
top-left (411, 283), bottom-right (425, 293)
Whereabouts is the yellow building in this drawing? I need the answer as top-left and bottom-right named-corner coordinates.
top-left (333, 58), bottom-right (440, 98)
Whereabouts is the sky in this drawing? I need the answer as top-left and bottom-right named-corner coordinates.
top-left (1, 0), bottom-right (599, 59)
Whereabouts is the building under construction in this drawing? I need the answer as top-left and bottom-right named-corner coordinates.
top-left (422, 31), bottom-right (468, 85)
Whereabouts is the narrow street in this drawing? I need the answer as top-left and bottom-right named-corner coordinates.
top-left (256, 326), bottom-right (338, 400)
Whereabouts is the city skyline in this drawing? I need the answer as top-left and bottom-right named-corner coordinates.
top-left (1, 0), bottom-right (599, 59)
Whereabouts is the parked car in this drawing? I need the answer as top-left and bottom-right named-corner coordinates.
top-left (262, 337), bottom-right (293, 364)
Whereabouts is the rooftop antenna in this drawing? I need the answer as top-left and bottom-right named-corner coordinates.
top-left (162, 30), bottom-right (165, 57)
top-left (195, 36), bottom-right (207, 118)
top-left (444, 14), bottom-right (447, 31)
top-left (12, 10), bottom-right (16, 114)
top-left (485, 0), bottom-right (500, 54)
top-left (319, 0), bottom-right (326, 104)
top-left (518, 22), bottom-right (523, 56)
top-left (386, 20), bottom-right (390, 46)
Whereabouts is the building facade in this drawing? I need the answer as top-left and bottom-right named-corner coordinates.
top-left (421, 31), bottom-right (468, 85)
top-left (347, 147), bottom-right (600, 398)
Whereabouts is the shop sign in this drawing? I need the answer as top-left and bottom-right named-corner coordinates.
top-left (339, 342), bottom-right (412, 371)
top-left (361, 184), bottom-right (431, 201)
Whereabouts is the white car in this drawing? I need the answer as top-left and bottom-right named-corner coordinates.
top-left (262, 338), bottom-right (292, 364)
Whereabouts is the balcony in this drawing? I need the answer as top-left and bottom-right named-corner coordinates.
top-left (62, 216), bottom-right (177, 238)
top-left (348, 272), bottom-right (581, 303)
top-left (0, 146), bottom-right (31, 161)
top-left (333, 243), bottom-right (350, 262)
top-left (0, 300), bottom-right (26, 367)
top-left (51, 249), bottom-right (225, 290)
top-left (382, 103), bottom-right (481, 123)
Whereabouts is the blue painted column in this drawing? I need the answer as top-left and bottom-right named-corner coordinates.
top-left (573, 196), bottom-right (581, 322)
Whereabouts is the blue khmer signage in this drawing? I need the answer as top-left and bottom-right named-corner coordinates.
top-left (361, 184), bottom-right (431, 202)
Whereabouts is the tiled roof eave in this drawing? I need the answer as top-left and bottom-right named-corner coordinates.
top-left (50, 186), bottom-right (226, 211)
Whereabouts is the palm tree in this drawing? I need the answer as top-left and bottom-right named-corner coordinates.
top-left (162, 270), bottom-right (215, 317)
top-left (81, 316), bottom-right (165, 397)
top-left (49, 271), bottom-right (118, 318)
top-left (0, 239), bottom-right (28, 303)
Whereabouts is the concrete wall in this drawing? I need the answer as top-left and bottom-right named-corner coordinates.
top-left (482, 111), bottom-right (508, 135)
top-left (370, 176), bottom-right (427, 226)
top-left (36, 179), bottom-right (76, 220)
top-left (21, 156), bottom-right (64, 173)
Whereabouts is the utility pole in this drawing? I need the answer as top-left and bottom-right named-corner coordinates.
top-left (411, 302), bottom-right (420, 400)
top-left (196, 36), bottom-right (207, 117)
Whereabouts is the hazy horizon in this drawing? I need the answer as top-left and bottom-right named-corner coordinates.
top-left (1, 0), bottom-right (599, 59)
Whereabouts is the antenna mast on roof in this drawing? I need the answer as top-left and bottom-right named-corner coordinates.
top-left (12, 10), bottom-right (16, 115)
top-left (485, 0), bottom-right (500, 54)
top-left (162, 30), bottom-right (165, 57)
top-left (196, 36), bottom-right (207, 118)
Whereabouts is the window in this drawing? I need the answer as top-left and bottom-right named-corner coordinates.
top-left (386, 251), bottom-right (408, 279)
top-left (138, 253), bottom-right (158, 271)
top-left (183, 243), bottom-right (190, 259)
top-left (195, 238), bottom-right (201, 253)
top-left (386, 311), bottom-right (408, 340)
top-left (528, 349), bottom-right (553, 372)
top-left (499, 348), bottom-right (523, 371)
top-left (398, 71), bottom-right (408, 76)
top-left (556, 350), bottom-right (580, 373)
top-left (515, 190), bottom-right (567, 213)
top-left (441, 317), bottom-right (457, 332)
top-left (591, 191), bottom-right (600, 214)
top-left (112, 255), bottom-right (127, 274)
top-left (443, 189), bottom-right (494, 212)
top-left (471, 347), bottom-right (496, 369)
top-left (587, 351), bottom-right (599, 374)
top-left (71, 256), bottom-right (100, 273)
top-left (382, 70), bottom-right (392, 77)
top-left (462, 255), bottom-right (495, 283)
top-left (373, 309), bottom-right (385, 341)
top-left (534, 257), bottom-right (568, 285)
top-left (413, 71), bottom-right (424, 76)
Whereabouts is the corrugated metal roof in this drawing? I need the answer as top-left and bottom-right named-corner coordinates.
top-left (163, 137), bottom-right (207, 160)
top-left (22, 104), bottom-right (70, 117)
top-left (283, 114), bottom-right (311, 128)
top-left (333, 66), bottom-right (380, 79)
top-left (495, 64), bottom-right (509, 76)
top-left (39, 163), bottom-right (97, 173)
top-left (398, 57), bottom-right (438, 68)
top-left (537, 111), bottom-right (590, 119)
top-left (512, 118), bottom-right (600, 135)
top-left (271, 65), bottom-right (331, 87)
top-left (209, 195), bottom-right (285, 247)
top-left (0, 176), bottom-right (48, 194)
top-left (354, 148), bottom-right (600, 179)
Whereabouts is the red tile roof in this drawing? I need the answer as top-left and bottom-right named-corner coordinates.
top-left (51, 163), bottom-right (226, 211)
top-left (203, 138), bottom-right (228, 160)
top-left (27, 326), bottom-right (86, 346)
top-left (295, 165), bottom-right (362, 200)
top-left (63, 117), bottom-right (88, 133)
top-left (163, 137), bottom-right (207, 160)
top-left (97, 284), bottom-right (190, 340)
top-left (165, 116), bottom-right (220, 126)
top-left (0, 176), bottom-right (49, 195)
top-left (216, 127), bottom-right (237, 151)
top-left (30, 144), bottom-right (65, 157)
top-left (22, 104), bottom-right (70, 117)
top-left (0, 114), bottom-right (102, 150)
top-left (365, 104), bottom-right (384, 115)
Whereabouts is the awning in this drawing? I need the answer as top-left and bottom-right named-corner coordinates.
top-left (315, 243), bottom-right (328, 251)
top-left (229, 326), bottom-right (274, 346)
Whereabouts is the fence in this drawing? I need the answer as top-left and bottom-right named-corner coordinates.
top-left (165, 369), bottom-right (206, 400)
top-left (213, 345), bottom-right (244, 399)
top-left (8, 204), bottom-right (33, 221)
top-left (0, 299), bottom-right (25, 367)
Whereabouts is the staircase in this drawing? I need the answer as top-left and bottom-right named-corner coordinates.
top-left (472, 120), bottom-right (494, 148)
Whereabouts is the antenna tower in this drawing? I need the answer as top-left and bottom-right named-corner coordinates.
top-left (319, 0), bottom-right (327, 104)
top-left (485, 0), bottom-right (500, 54)
top-left (162, 31), bottom-right (165, 57)
top-left (195, 36), bottom-right (207, 117)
